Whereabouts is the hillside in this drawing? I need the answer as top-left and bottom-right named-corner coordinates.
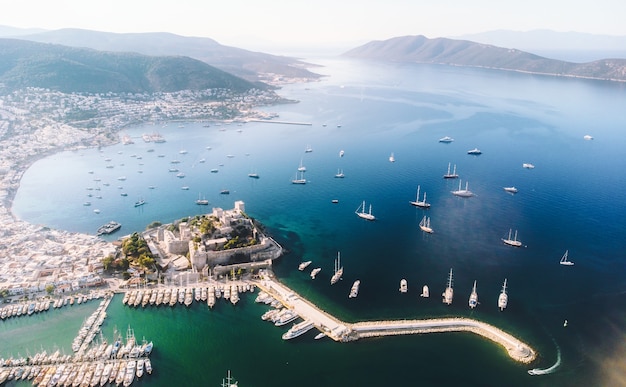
top-left (343, 35), bottom-right (626, 82)
top-left (12, 28), bottom-right (322, 83)
top-left (0, 38), bottom-right (263, 94)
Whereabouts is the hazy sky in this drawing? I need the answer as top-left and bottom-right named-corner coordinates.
top-left (2, 0), bottom-right (625, 51)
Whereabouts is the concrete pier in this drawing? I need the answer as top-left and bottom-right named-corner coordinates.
top-left (255, 276), bottom-right (536, 364)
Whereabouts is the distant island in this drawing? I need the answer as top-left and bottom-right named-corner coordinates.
top-left (342, 35), bottom-right (626, 82)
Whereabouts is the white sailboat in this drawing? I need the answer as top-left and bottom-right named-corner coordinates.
top-left (291, 171), bottom-right (306, 184)
top-left (419, 215), bottom-right (433, 233)
top-left (451, 180), bottom-right (474, 197)
top-left (355, 200), bottom-right (376, 221)
top-left (502, 229), bottom-right (522, 247)
top-left (468, 280), bottom-right (478, 309)
top-left (442, 268), bottom-right (454, 305)
top-left (297, 158), bottom-right (306, 172)
top-left (389, 152), bottom-right (395, 162)
top-left (559, 250), bottom-right (574, 266)
top-left (330, 252), bottom-right (343, 285)
top-left (409, 185), bottom-right (431, 208)
top-left (498, 279), bottom-right (508, 311)
top-left (334, 169), bottom-right (345, 178)
top-left (305, 144), bottom-right (313, 153)
top-left (195, 193), bottom-right (209, 205)
top-left (443, 162), bottom-right (459, 179)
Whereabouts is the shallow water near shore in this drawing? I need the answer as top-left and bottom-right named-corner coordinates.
top-left (7, 58), bottom-right (626, 386)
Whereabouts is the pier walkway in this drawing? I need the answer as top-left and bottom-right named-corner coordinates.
top-left (254, 276), bottom-right (536, 364)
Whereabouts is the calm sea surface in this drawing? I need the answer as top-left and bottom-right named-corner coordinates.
top-left (5, 58), bottom-right (626, 386)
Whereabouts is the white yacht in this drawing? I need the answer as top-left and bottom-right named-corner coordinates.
top-left (439, 136), bottom-right (454, 143)
top-left (409, 185), bottom-right (430, 208)
top-left (443, 163), bottom-right (459, 179)
top-left (291, 171), bottom-right (307, 184)
top-left (282, 320), bottom-right (314, 340)
top-left (298, 260), bottom-right (312, 271)
top-left (419, 215), bottom-right (433, 233)
top-left (442, 268), bottom-right (454, 305)
top-left (451, 180), bottom-right (474, 197)
top-left (502, 229), bottom-right (522, 247)
top-left (334, 169), bottom-right (345, 178)
top-left (349, 280), bottom-right (360, 298)
top-left (355, 200), bottom-right (376, 221)
top-left (503, 186), bottom-right (518, 194)
top-left (560, 250), bottom-right (574, 266)
top-left (399, 279), bottom-right (408, 293)
top-left (330, 252), bottom-right (343, 285)
top-left (468, 280), bottom-right (478, 309)
top-left (389, 152), bottom-right (395, 162)
top-left (420, 285), bottom-right (429, 298)
top-left (310, 267), bottom-right (321, 279)
top-left (467, 148), bottom-right (482, 155)
top-left (498, 279), bottom-right (508, 311)
top-left (523, 163), bottom-right (535, 169)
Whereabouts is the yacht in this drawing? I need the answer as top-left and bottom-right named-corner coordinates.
top-left (330, 252), bottom-right (343, 285)
top-left (291, 171), bottom-right (307, 184)
top-left (297, 159), bottom-right (306, 172)
top-left (305, 145), bottom-right (313, 153)
top-left (97, 221), bottom-right (121, 236)
top-left (221, 370), bottom-right (238, 387)
top-left (334, 169), bottom-right (345, 178)
top-left (523, 163), bottom-right (535, 169)
top-left (467, 148), bottom-right (482, 155)
top-left (503, 186), bottom-right (518, 194)
top-left (134, 199), bottom-right (145, 207)
top-left (443, 163), bottom-right (459, 179)
top-left (195, 193), bottom-right (209, 205)
top-left (419, 215), bottom-right (433, 233)
top-left (310, 267), bottom-right (321, 279)
top-left (420, 285), bottom-right (430, 298)
top-left (389, 152), bottom-right (395, 162)
top-left (282, 320), bottom-right (314, 340)
top-left (399, 279), bottom-right (408, 293)
top-left (502, 229), bottom-right (522, 247)
top-left (339, 149), bottom-right (345, 157)
top-left (583, 134), bottom-right (594, 140)
top-left (560, 250), bottom-right (574, 266)
top-left (409, 185), bottom-right (430, 208)
top-left (355, 200), bottom-right (376, 220)
top-left (442, 268), bottom-right (454, 305)
top-left (468, 280), bottom-right (478, 309)
top-left (274, 309), bottom-right (299, 326)
top-left (451, 180), bottom-right (474, 197)
top-left (349, 280), bottom-right (360, 298)
top-left (439, 136), bottom-right (454, 143)
top-left (498, 279), bottom-right (508, 311)
top-left (298, 261), bottom-right (312, 271)
top-left (248, 172), bottom-right (260, 178)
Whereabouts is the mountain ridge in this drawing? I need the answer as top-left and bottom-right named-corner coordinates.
top-left (343, 35), bottom-right (626, 82)
top-left (0, 38), bottom-right (264, 94)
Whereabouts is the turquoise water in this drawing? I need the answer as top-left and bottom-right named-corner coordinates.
top-left (7, 58), bottom-right (626, 386)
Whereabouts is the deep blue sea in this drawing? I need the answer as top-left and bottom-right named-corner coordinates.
top-left (6, 58), bottom-right (626, 386)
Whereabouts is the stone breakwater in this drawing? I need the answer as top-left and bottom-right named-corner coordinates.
top-left (350, 318), bottom-right (536, 364)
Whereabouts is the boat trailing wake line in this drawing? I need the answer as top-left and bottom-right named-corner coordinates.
top-left (528, 343), bottom-right (561, 375)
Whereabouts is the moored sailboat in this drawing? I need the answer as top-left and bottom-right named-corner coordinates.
top-left (442, 268), bottom-right (454, 305)
top-left (502, 229), bottom-right (522, 247)
top-left (469, 280), bottom-right (478, 309)
top-left (419, 215), bottom-right (433, 233)
top-left (559, 250), bottom-right (574, 266)
top-left (355, 200), bottom-right (376, 221)
top-left (409, 185), bottom-right (430, 208)
top-left (498, 279), bottom-right (508, 311)
top-left (452, 180), bottom-right (474, 197)
top-left (330, 252), bottom-right (343, 285)
top-left (443, 162), bottom-right (459, 179)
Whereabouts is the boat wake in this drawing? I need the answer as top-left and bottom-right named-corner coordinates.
top-left (528, 344), bottom-right (561, 375)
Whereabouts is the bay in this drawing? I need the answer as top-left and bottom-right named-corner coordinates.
top-left (6, 58), bottom-right (626, 386)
